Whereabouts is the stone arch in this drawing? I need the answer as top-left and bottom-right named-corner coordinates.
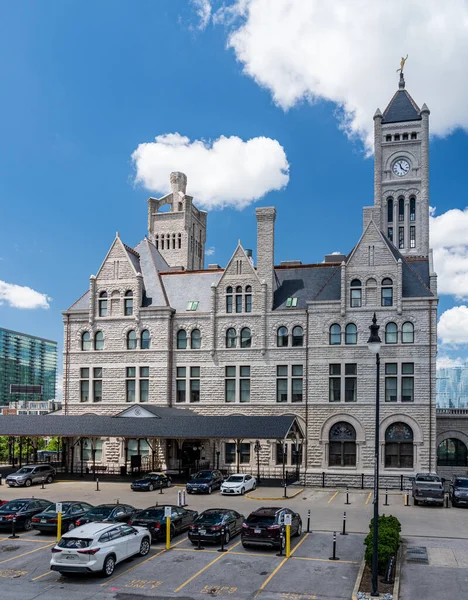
top-left (436, 429), bottom-right (468, 449)
top-left (121, 323), bottom-right (140, 339)
top-left (319, 414), bottom-right (366, 444)
top-left (379, 413), bottom-right (423, 444)
top-left (322, 317), bottom-right (344, 335)
top-left (384, 150), bottom-right (419, 173)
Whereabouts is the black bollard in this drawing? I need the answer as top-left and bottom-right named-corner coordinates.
top-left (218, 525), bottom-right (227, 553)
top-left (41, 477), bottom-right (45, 490)
top-left (340, 511), bottom-right (348, 536)
top-left (9, 517), bottom-right (19, 539)
top-left (384, 488), bottom-right (389, 506)
top-left (194, 528), bottom-right (205, 550)
top-left (306, 509), bottom-right (311, 533)
top-left (96, 478), bottom-right (100, 492)
top-left (159, 483), bottom-right (164, 495)
top-left (0, 473), bottom-right (2, 486)
top-left (345, 486), bottom-right (350, 505)
top-left (276, 527), bottom-right (284, 557)
top-left (329, 531), bottom-right (340, 561)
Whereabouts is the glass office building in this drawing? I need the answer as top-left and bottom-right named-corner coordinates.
top-left (0, 328), bottom-right (57, 407)
top-left (436, 365), bottom-right (468, 409)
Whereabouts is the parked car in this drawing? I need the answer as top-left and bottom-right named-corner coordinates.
top-left (32, 501), bottom-right (94, 533)
top-left (129, 505), bottom-right (198, 541)
top-left (241, 507), bottom-right (302, 548)
top-left (411, 473), bottom-right (445, 506)
top-left (449, 476), bottom-right (468, 508)
top-left (221, 474), bottom-right (256, 495)
top-left (186, 470), bottom-right (224, 494)
top-left (0, 499), bottom-right (7, 507)
top-left (189, 508), bottom-right (244, 545)
top-left (0, 498), bottom-right (53, 531)
top-left (6, 464), bottom-right (56, 488)
top-left (50, 522), bottom-right (151, 577)
top-left (130, 472), bottom-right (172, 492)
top-left (75, 504), bottom-right (136, 527)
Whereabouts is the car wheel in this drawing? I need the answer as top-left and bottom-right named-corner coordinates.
top-left (148, 484), bottom-right (154, 492)
top-left (23, 518), bottom-right (32, 531)
top-left (139, 537), bottom-right (150, 556)
top-left (295, 522), bottom-right (302, 537)
top-left (170, 525), bottom-right (176, 540)
top-left (223, 530), bottom-right (231, 545)
top-left (167, 480), bottom-right (172, 488)
top-left (241, 488), bottom-right (245, 495)
top-left (67, 522), bottom-right (75, 532)
top-left (208, 486), bottom-right (212, 495)
top-left (252, 482), bottom-right (257, 490)
top-left (25, 479), bottom-right (32, 487)
top-left (242, 542), bottom-right (249, 548)
top-left (187, 490), bottom-right (192, 494)
top-left (102, 555), bottom-right (116, 577)
top-left (46, 475), bottom-right (53, 484)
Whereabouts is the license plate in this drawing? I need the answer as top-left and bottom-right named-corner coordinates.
top-left (254, 529), bottom-right (261, 534)
top-left (199, 529), bottom-right (206, 535)
top-left (41, 519), bottom-right (46, 523)
top-left (427, 498), bottom-right (434, 501)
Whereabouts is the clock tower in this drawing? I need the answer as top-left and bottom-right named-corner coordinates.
top-left (373, 72), bottom-right (430, 257)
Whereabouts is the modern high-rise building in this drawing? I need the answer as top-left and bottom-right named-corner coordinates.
top-left (437, 365), bottom-right (468, 409)
top-left (0, 328), bottom-right (57, 408)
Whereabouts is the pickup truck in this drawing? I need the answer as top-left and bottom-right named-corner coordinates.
top-left (411, 473), bottom-right (445, 506)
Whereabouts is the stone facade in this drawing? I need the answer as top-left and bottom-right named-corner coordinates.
top-left (62, 77), bottom-right (439, 480)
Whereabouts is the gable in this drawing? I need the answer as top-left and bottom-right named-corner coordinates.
top-left (96, 237), bottom-right (140, 282)
top-left (218, 244), bottom-right (259, 284)
top-left (346, 221), bottom-right (396, 269)
top-left (117, 405), bottom-right (160, 418)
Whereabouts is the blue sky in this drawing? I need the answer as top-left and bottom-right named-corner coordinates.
top-left (1, 0), bottom-right (468, 389)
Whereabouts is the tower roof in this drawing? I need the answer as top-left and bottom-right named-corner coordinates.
top-left (382, 72), bottom-right (422, 124)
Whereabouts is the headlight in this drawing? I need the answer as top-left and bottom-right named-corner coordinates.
top-left (454, 490), bottom-right (461, 497)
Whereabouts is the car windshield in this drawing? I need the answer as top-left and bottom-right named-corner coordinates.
top-left (58, 538), bottom-right (93, 549)
top-left (1, 501), bottom-right (28, 512)
top-left (43, 503), bottom-right (71, 514)
top-left (193, 472), bottom-right (212, 480)
top-left (246, 514), bottom-right (276, 526)
top-left (417, 476), bottom-right (441, 483)
top-left (86, 506), bottom-right (113, 518)
top-left (197, 512), bottom-right (225, 524)
top-left (455, 480), bottom-right (468, 488)
top-left (136, 509), bottom-right (164, 519)
top-left (226, 476), bottom-right (244, 483)
top-left (16, 467), bottom-right (34, 474)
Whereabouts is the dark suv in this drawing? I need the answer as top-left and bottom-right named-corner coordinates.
top-left (186, 470), bottom-right (223, 494)
top-left (241, 507), bottom-right (302, 548)
top-left (450, 477), bottom-right (468, 508)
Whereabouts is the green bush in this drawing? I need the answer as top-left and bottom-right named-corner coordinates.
top-left (364, 514), bottom-right (401, 575)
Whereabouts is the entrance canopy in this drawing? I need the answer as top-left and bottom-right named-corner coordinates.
top-left (0, 412), bottom-right (303, 441)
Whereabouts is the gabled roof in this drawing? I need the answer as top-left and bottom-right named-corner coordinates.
top-left (161, 271), bottom-right (223, 312)
top-left (382, 89), bottom-right (421, 124)
top-left (134, 238), bottom-right (168, 307)
top-left (116, 405), bottom-right (196, 418)
top-left (273, 264), bottom-right (340, 309)
top-left (67, 290), bottom-right (89, 311)
top-left (381, 237), bottom-right (433, 297)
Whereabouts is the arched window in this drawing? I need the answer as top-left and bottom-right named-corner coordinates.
top-left (127, 330), bottom-right (137, 350)
top-left (94, 331), bottom-right (104, 350)
top-left (387, 197), bottom-right (393, 223)
top-left (292, 326), bottom-right (304, 347)
top-left (191, 329), bottom-right (201, 349)
top-left (437, 439), bottom-right (468, 467)
top-left (398, 197), bottom-right (405, 222)
top-left (277, 326), bottom-right (288, 347)
top-left (235, 286), bottom-right (242, 313)
top-left (402, 322), bottom-right (414, 343)
top-left (240, 327), bottom-right (252, 348)
top-left (245, 285), bottom-right (252, 313)
top-left (385, 422), bottom-right (414, 468)
top-left (141, 329), bottom-right (150, 349)
top-left (350, 279), bottom-right (362, 308)
top-left (329, 422), bottom-right (356, 467)
top-left (345, 323), bottom-right (357, 345)
top-left (226, 286), bottom-right (233, 313)
top-left (226, 328), bottom-right (237, 348)
top-left (81, 332), bottom-right (91, 351)
top-left (177, 329), bottom-right (187, 350)
top-left (329, 324), bottom-right (341, 345)
top-left (82, 438), bottom-right (103, 462)
top-left (98, 291), bottom-right (108, 317)
top-left (381, 278), bottom-right (393, 306)
top-left (385, 322), bottom-right (398, 344)
top-left (410, 197), bottom-right (416, 221)
top-left (124, 290), bottom-right (133, 316)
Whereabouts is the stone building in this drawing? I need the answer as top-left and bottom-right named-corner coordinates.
top-left (62, 74), bottom-right (439, 481)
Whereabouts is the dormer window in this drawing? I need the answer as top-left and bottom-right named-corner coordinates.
top-left (98, 292), bottom-right (108, 317)
top-left (124, 290), bottom-right (133, 316)
top-left (350, 280), bottom-right (362, 308)
top-left (186, 301), bottom-right (199, 311)
top-left (286, 297), bottom-right (297, 308)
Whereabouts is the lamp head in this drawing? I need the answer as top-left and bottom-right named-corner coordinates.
top-left (367, 313), bottom-right (381, 355)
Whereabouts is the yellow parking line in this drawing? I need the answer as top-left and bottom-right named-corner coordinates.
top-left (173, 540), bottom-right (241, 593)
top-left (100, 536), bottom-right (188, 587)
top-left (0, 543), bottom-right (54, 566)
top-left (365, 492), bottom-right (373, 505)
top-left (32, 570), bottom-right (55, 581)
top-left (328, 491), bottom-right (339, 504)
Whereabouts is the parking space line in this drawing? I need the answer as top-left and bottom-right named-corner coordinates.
top-left (365, 492), bottom-right (373, 505)
top-left (0, 543), bottom-right (54, 566)
top-left (101, 536), bottom-right (188, 587)
top-left (1, 537), bottom-right (54, 543)
top-left (173, 540), bottom-right (242, 593)
top-left (328, 491), bottom-right (339, 504)
top-left (230, 551), bottom-right (283, 559)
top-left (292, 556), bottom-right (360, 564)
top-left (173, 547), bottom-right (218, 554)
top-left (32, 570), bottom-right (55, 581)
top-left (254, 534), bottom-right (309, 598)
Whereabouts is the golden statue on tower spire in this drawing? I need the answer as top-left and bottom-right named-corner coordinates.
top-left (396, 55), bottom-right (408, 73)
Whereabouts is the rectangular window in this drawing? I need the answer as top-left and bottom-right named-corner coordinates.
top-left (381, 288), bottom-right (393, 307)
top-left (276, 365), bottom-right (288, 403)
top-left (126, 367), bottom-right (136, 378)
top-left (186, 301), bottom-right (199, 311)
top-left (80, 380), bottom-right (89, 403)
top-left (385, 363), bottom-right (398, 402)
top-left (329, 364), bottom-right (341, 402)
top-left (240, 443), bottom-right (250, 464)
top-left (225, 442), bottom-right (235, 464)
top-left (402, 363), bottom-right (414, 402)
top-left (140, 379), bottom-right (149, 402)
top-left (190, 366), bottom-right (200, 403)
top-left (350, 289), bottom-right (362, 307)
top-left (286, 297), bottom-right (298, 307)
top-left (245, 294), bottom-right (252, 313)
top-left (402, 133), bottom-right (408, 140)
top-left (292, 365), bottom-right (303, 402)
top-left (276, 442), bottom-right (287, 465)
top-left (411, 132), bottom-right (417, 139)
top-left (81, 368), bottom-right (89, 378)
top-left (240, 366), bottom-right (250, 403)
top-left (235, 294), bottom-right (242, 313)
top-left (93, 368), bottom-right (102, 403)
top-left (344, 363), bottom-right (357, 402)
top-left (388, 227), bottom-right (393, 242)
top-left (226, 295), bottom-right (232, 313)
top-left (225, 366), bottom-right (236, 403)
top-left (394, 134), bottom-right (400, 141)
top-left (399, 227), bottom-right (404, 249)
top-left (410, 226), bottom-right (416, 248)
top-left (176, 367), bottom-right (186, 403)
top-left (126, 379), bottom-right (135, 402)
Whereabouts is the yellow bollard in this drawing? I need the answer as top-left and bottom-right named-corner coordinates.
top-left (57, 512), bottom-right (62, 543)
top-left (404, 494), bottom-right (408, 506)
top-left (285, 524), bottom-right (291, 558)
top-left (166, 516), bottom-right (171, 550)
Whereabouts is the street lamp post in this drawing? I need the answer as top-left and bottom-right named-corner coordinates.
top-left (367, 313), bottom-right (382, 597)
top-left (254, 440), bottom-right (261, 485)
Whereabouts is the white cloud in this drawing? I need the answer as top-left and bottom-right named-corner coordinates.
top-left (430, 207), bottom-right (468, 299)
top-left (205, 246), bottom-right (216, 256)
top-left (132, 132), bottom-right (289, 209)
top-left (437, 355), bottom-right (466, 370)
top-left (438, 306), bottom-right (468, 346)
top-left (217, 0), bottom-right (468, 151)
top-left (191, 0), bottom-right (212, 30)
top-left (0, 280), bottom-right (51, 309)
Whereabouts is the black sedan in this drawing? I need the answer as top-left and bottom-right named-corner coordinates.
top-left (131, 472), bottom-right (172, 492)
top-left (74, 503), bottom-right (136, 527)
top-left (31, 501), bottom-right (94, 533)
top-left (129, 505), bottom-right (198, 541)
top-left (186, 470), bottom-right (224, 494)
top-left (189, 508), bottom-right (245, 545)
top-left (0, 498), bottom-right (52, 531)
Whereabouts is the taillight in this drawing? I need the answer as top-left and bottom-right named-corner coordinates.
top-left (49, 518), bottom-right (58, 524)
top-left (415, 488), bottom-right (420, 494)
top-left (154, 522), bottom-right (161, 530)
top-left (75, 520), bottom-right (81, 526)
top-left (242, 523), bottom-right (249, 529)
top-left (189, 525), bottom-right (196, 530)
top-left (5, 515), bottom-right (15, 520)
top-left (211, 526), bottom-right (222, 531)
top-left (127, 520), bottom-right (133, 525)
top-left (32, 517), bottom-right (40, 523)
top-left (77, 548), bottom-right (100, 555)
top-left (268, 525), bottom-right (281, 530)
top-left (51, 548), bottom-right (62, 553)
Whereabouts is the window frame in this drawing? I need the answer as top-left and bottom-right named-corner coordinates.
top-left (277, 326), bottom-right (288, 347)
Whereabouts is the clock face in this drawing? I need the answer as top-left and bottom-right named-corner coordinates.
top-left (393, 159), bottom-right (410, 177)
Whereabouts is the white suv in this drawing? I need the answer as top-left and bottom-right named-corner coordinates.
top-left (50, 522), bottom-right (151, 577)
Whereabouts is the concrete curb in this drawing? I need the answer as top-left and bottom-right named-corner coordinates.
top-left (351, 542), bottom-right (402, 600)
top-left (351, 557), bottom-right (366, 600)
top-left (245, 488), bottom-right (305, 501)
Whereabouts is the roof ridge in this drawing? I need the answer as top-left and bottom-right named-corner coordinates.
top-left (144, 238), bottom-right (169, 306)
top-left (123, 242), bottom-right (140, 258)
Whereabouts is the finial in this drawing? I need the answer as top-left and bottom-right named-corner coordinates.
top-left (398, 72), bottom-right (405, 89)
top-left (396, 54), bottom-right (408, 89)
top-left (116, 231), bottom-right (120, 238)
